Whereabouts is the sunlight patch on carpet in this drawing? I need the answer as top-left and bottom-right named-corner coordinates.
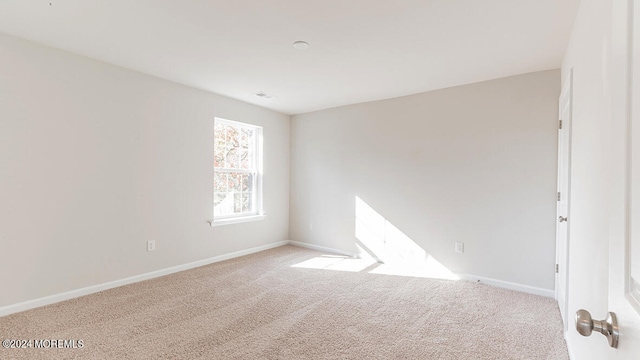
top-left (368, 255), bottom-right (459, 280)
top-left (291, 255), bottom-right (376, 272)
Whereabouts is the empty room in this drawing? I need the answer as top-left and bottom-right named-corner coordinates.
top-left (1, 1), bottom-right (639, 359)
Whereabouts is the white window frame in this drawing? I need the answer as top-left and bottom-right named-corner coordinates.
top-left (212, 117), bottom-right (264, 226)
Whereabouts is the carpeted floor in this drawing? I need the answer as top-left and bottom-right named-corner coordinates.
top-left (0, 245), bottom-right (569, 359)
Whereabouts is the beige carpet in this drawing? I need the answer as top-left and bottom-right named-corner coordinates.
top-left (0, 245), bottom-right (568, 359)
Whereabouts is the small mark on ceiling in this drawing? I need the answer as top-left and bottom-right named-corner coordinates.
top-left (254, 92), bottom-right (276, 100)
top-left (293, 41), bottom-right (309, 50)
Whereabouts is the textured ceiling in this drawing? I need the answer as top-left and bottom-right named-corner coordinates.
top-left (0, 0), bottom-right (578, 114)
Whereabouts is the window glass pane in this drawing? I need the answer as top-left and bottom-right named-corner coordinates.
top-left (226, 148), bottom-right (238, 169)
top-left (225, 125), bottom-right (240, 169)
top-left (244, 128), bottom-right (254, 170)
top-left (240, 128), bottom-right (250, 149)
top-left (214, 192), bottom-right (230, 216)
top-left (227, 172), bottom-right (242, 193)
top-left (241, 173), bottom-right (252, 192)
top-left (234, 192), bottom-right (242, 213)
top-left (242, 192), bottom-right (252, 213)
top-left (240, 149), bottom-right (249, 169)
top-left (214, 172), bottom-right (227, 193)
top-left (214, 123), bottom-right (226, 168)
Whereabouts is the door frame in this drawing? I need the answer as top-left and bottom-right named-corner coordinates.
top-left (628, 0), bottom-right (640, 313)
top-left (556, 69), bottom-right (573, 332)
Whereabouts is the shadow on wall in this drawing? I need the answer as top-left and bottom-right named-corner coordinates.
top-left (292, 196), bottom-right (458, 280)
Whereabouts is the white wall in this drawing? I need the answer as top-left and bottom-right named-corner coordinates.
top-left (0, 33), bottom-right (290, 308)
top-left (290, 70), bottom-right (560, 291)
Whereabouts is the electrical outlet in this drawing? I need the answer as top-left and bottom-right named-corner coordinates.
top-left (147, 240), bottom-right (156, 252)
top-left (455, 242), bottom-right (464, 254)
top-left (309, 222), bottom-right (313, 231)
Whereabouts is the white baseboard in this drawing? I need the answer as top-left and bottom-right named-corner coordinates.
top-left (286, 240), bottom-right (356, 257)
top-left (285, 241), bottom-right (554, 298)
top-left (0, 241), bottom-right (289, 318)
top-left (457, 273), bottom-right (555, 298)
top-left (0, 240), bottom-right (553, 317)
top-left (286, 241), bottom-right (553, 298)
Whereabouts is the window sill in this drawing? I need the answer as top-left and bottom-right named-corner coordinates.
top-left (210, 214), bottom-right (266, 227)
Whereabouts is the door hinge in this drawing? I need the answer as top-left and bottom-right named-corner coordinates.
top-left (557, 192), bottom-right (561, 201)
top-left (559, 120), bottom-right (563, 129)
top-left (555, 264), bottom-right (559, 273)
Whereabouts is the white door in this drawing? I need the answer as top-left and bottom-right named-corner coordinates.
top-left (556, 71), bottom-right (572, 332)
top-left (564, 0), bottom-right (640, 358)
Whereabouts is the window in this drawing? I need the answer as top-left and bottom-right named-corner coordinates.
top-left (213, 118), bottom-right (263, 225)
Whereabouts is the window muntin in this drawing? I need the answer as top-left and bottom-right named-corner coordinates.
top-left (213, 118), bottom-right (262, 220)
